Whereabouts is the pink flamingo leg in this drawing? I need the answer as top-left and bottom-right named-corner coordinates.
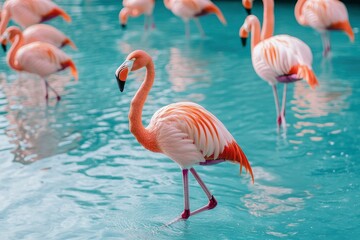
top-left (189, 168), bottom-right (217, 217)
top-left (44, 79), bottom-right (61, 101)
top-left (181, 169), bottom-right (191, 219)
top-left (280, 84), bottom-right (287, 130)
top-left (194, 18), bottom-right (205, 37)
top-left (272, 85), bottom-right (281, 128)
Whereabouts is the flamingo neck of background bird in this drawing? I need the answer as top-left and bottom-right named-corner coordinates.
top-left (129, 60), bottom-right (159, 152)
top-left (249, 17), bottom-right (261, 52)
top-left (0, 9), bottom-right (11, 35)
top-left (261, 0), bottom-right (274, 40)
top-left (7, 31), bottom-right (23, 71)
top-left (294, 0), bottom-right (307, 25)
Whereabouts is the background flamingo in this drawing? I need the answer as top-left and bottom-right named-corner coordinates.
top-left (240, 15), bottom-right (319, 129)
top-left (0, 0), bottom-right (71, 35)
top-left (242, 0), bottom-right (274, 40)
top-left (164, 0), bottom-right (226, 37)
top-left (119, 0), bottom-right (155, 29)
top-left (115, 50), bottom-right (253, 222)
top-left (1, 24), bottom-right (77, 52)
top-left (295, 0), bottom-right (354, 57)
top-left (1, 26), bottom-right (78, 101)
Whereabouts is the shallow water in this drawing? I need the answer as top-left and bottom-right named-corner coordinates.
top-left (0, 0), bottom-right (359, 239)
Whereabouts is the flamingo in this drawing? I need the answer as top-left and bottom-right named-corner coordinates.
top-left (119, 0), bottom-right (155, 29)
top-left (1, 24), bottom-right (77, 52)
top-left (114, 50), bottom-right (254, 222)
top-left (163, 0), bottom-right (227, 37)
top-left (0, 0), bottom-right (71, 35)
top-left (242, 0), bottom-right (274, 40)
top-left (240, 15), bottom-right (319, 129)
top-left (0, 26), bottom-right (78, 101)
top-left (295, 0), bottom-right (354, 57)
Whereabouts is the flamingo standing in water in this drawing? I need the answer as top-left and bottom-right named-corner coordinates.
top-left (295, 0), bottom-right (354, 57)
top-left (115, 50), bottom-right (254, 221)
top-left (0, 26), bottom-right (78, 101)
top-left (119, 0), bottom-right (155, 29)
top-left (240, 15), bottom-right (319, 129)
top-left (1, 24), bottom-right (77, 52)
top-left (0, 0), bottom-right (71, 35)
top-left (164, 0), bottom-right (227, 37)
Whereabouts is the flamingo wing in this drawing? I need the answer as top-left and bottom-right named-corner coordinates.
top-left (149, 102), bottom-right (253, 178)
top-left (16, 42), bottom-right (72, 77)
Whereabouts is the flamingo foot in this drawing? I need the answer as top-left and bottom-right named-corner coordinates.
top-left (181, 209), bottom-right (190, 219)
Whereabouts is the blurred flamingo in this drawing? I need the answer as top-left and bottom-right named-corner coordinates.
top-left (164, 0), bottom-right (227, 37)
top-left (240, 15), bottom-right (319, 129)
top-left (1, 24), bottom-right (77, 52)
top-left (242, 0), bottom-right (274, 40)
top-left (119, 0), bottom-right (155, 29)
top-left (0, 0), bottom-right (71, 35)
top-left (295, 0), bottom-right (354, 57)
top-left (115, 50), bottom-right (254, 222)
top-left (1, 26), bottom-right (78, 101)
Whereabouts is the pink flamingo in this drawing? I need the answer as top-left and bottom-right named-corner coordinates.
top-left (240, 15), bottom-right (319, 129)
top-left (115, 50), bottom-right (254, 222)
top-left (0, 0), bottom-right (71, 35)
top-left (0, 26), bottom-right (78, 101)
top-left (163, 0), bottom-right (227, 37)
top-left (1, 24), bottom-right (77, 52)
top-left (242, 0), bottom-right (274, 40)
top-left (119, 0), bottom-right (155, 29)
top-left (295, 0), bottom-right (354, 57)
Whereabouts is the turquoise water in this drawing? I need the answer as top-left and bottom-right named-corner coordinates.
top-left (0, 0), bottom-right (359, 239)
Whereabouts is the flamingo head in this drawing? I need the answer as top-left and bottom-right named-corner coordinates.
top-left (0, 26), bottom-right (21, 52)
top-left (242, 0), bottom-right (253, 15)
top-left (239, 23), bottom-right (249, 47)
top-left (115, 59), bottom-right (134, 92)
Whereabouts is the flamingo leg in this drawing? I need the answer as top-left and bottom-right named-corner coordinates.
top-left (150, 14), bottom-right (155, 29)
top-left (181, 169), bottom-right (191, 219)
top-left (188, 168), bottom-right (217, 217)
top-left (321, 32), bottom-right (331, 57)
top-left (144, 15), bottom-right (148, 30)
top-left (185, 20), bottom-right (190, 38)
top-left (280, 84), bottom-right (287, 130)
top-left (44, 79), bottom-right (61, 101)
top-left (272, 85), bottom-right (281, 128)
top-left (194, 18), bottom-right (205, 37)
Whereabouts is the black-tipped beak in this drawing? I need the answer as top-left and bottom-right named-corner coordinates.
top-left (241, 37), bottom-right (247, 47)
top-left (117, 77), bottom-right (126, 92)
top-left (1, 43), bottom-right (6, 52)
top-left (121, 24), bottom-right (126, 29)
top-left (245, 8), bottom-right (251, 15)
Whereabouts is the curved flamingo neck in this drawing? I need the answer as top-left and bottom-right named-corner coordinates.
top-left (295, 0), bottom-right (307, 25)
top-left (261, 0), bottom-right (274, 40)
top-left (7, 30), bottom-right (24, 71)
top-left (0, 9), bottom-right (11, 35)
top-left (248, 17), bottom-right (261, 53)
top-left (129, 59), bottom-right (159, 152)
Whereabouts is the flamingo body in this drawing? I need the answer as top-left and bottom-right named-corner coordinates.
top-left (0, 0), bottom-right (71, 34)
top-left (22, 24), bottom-right (77, 49)
top-left (149, 102), bottom-right (250, 169)
top-left (252, 35), bottom-right (315, 87)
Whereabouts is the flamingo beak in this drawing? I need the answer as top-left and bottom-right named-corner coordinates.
top-left (121, 24), bottom-right (126, 29)
top-left (245, 8), bottom-right (251, 15)
top-left (241, 37), bottom-right (247, 47)
top-left (115, 59), bottom-right (134, 92)
top-left (1, 43), bottom-right (6, 52)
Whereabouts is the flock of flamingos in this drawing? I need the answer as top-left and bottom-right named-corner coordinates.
top-left (0, 0), bottom-right (355, 223)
